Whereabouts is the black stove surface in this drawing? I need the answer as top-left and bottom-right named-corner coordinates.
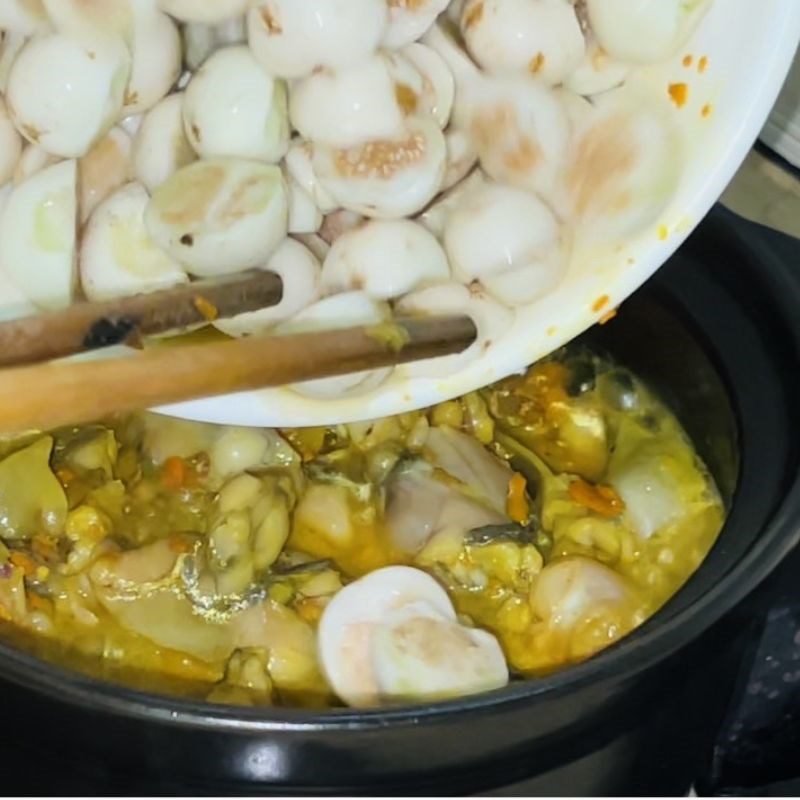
top-left (700, 546), bottom-right (800, 796)
top-left (3, 212), bottom-right (800, 797)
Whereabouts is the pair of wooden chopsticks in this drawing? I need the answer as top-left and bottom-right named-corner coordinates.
top-left (0, 272), bottom-right (477, 434)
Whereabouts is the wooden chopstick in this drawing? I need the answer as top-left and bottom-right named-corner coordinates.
top-left (0, 315), bottom-right (477, 434)
top-left (0, 271), bottom-right (283, 367)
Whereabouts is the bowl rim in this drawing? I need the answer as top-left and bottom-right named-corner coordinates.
top-left (0, 209), bottom-right (799, 733)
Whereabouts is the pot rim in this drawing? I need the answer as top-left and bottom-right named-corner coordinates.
top-left (0, 212), bottom-right (798, 733)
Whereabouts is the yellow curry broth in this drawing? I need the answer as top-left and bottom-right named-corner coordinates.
top-left (0, 348), bottom-right (725, 705)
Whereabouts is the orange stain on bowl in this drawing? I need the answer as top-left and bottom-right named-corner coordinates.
top-left (592, 295), bottom-right (610, 313)
top-left (529, 52), bottom-right (546, 74)
top-left (658, 225), bottom-right (669, 241)
top-left (701, 103), bottom-right (713, 119)
top-left (698, 56), bottom-right (709, 74)
top-left (599, 309), bottom-right (618, 325)
top-left (682, 54), bottom-right (694, 68)
top-left (668, 82), bottom-right (689, 108)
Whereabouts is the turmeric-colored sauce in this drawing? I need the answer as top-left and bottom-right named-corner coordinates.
top-left (0, 348), bottom-right (724, 706)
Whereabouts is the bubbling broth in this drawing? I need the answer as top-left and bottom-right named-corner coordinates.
top-left (0, 346), bottom-right (724, 709)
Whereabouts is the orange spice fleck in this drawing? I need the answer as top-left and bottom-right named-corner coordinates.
top-left (658, 224), bottom-right (669, 241)
top-left (516, 361), bottom-right (569, 406)
top-left (395, 82), bottom-right (418, 115)
top-left (169, 536), bottom-right (195, 555)
top-left (668, 82), bottom-right (689, 108)
top-left (698, 56), bottom-right (709, 74)
top-left (193, 296), bottom-right (219, 322)
top-left (296, 598), bottom-right (324, 625)
top-left (592, 295), bottom-right (610, 313)
top-left (9, 552), bottom-right (37, 577)
top-left (55, 467), bottom-right (76, 486)
top-left (682, 54), bottom-right (694, 68)
top-left (599, 309), bottom-right (618, 325)
top-left (529, 52), bottom-right (546, 74)
top-left (701, 103), bottom-right (713, 119)
top-left (506, 473), bottom-right (530, 524)
top-left (568, 480), bottom-right (625, 518)
top-left (28, 593), bottom-right (52, 614)
top-left (162, 456), bottom-right (188, 490)
top-left (32, 535), bottom-right (59, 563)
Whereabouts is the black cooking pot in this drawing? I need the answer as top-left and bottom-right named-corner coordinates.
top-left (1, 206), bottom-right (799, 796)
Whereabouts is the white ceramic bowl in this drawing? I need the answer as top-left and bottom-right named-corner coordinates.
top-left (159, 0), bottom-right (800, 428)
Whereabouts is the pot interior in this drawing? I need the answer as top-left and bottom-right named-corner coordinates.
top-left (0, 209), bottom-right (798, 736)
top-left (0, 211), bottom-right (798, 796)
top-left (581, 210), bottom-right (800, 633)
